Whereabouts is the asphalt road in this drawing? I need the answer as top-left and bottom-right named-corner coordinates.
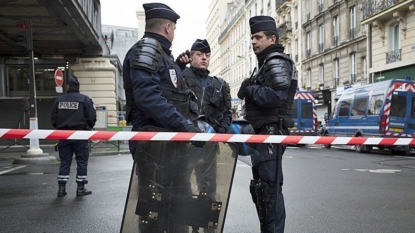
top-left (0, 145), bottom-right (414, 233)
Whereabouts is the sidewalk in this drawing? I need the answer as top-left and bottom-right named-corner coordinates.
top-left (0, 141), bottom-right (131, 163)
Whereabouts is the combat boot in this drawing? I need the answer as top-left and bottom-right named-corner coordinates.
top-left (76, 183), bottom-right (92, 196)
top-left (57, 184), bottom-right (67, 197)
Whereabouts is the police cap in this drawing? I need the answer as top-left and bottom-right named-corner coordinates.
top-left (249, 16), bottom-right (277, 34)
top-left (68, 75), bottom-right (79, 86)
top-left (143, 3), bottom-right (180, 23)
top-left (191, 39), bottom-right (211, 53)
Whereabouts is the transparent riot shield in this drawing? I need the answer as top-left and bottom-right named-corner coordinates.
top-left (120, 140), bottom-right (239, 233)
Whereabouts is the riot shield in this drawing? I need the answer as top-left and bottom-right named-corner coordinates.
top-left (120, 140), bottom-right (239, 233)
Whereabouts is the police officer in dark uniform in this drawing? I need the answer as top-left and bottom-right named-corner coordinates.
top-left (178, 39), bottom-right (232, 134)
top-left (50, 75), bottom-right (96, 197)
top-left (178, 39), bottom-right (232, 203)
top-left (122, 3), bottom-right (206, 232)
top-left (237, 16), bottom-right (297, 233)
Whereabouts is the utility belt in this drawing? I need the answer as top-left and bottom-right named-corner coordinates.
top-left (258, 121), bottom-right (290, 136)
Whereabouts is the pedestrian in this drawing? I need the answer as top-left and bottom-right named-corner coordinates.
top-left (50, 75), bottom-right (96, 197)
top-left (237, 16), bottom-right (297, 233)
top-left (177, 39), bottom-right (232, 200)
top-left (122, 3), bottom-right (205, 232)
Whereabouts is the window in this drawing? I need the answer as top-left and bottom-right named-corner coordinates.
top-left (389, 23), bottom-right (400, 52)
top-left (301, 102), bottom-right (313, 118)
top-left (319, 24), bottom-right (324, 52)
top-left (7, 66), bottom-right (60, 95)
top-left (292, 103), bottom-right (298, 118)
top-left (306, 31), bottom-right (311, 58)
top-left (330, 103), bottom-right (339, 120)
top-left (318, 0), bottom-right (323, 12)
top-left (351, 97), bottom-right (369, 116)
top-left (368, 94), bottom-right (384, 115)
top-left (411, 97), bottom-right (415, 118)
top-left (339, 99), bottom-right (352, 117)
top-left (333, 16), bottom-right (339, 46)
top-left (307, 68), bottom-right (312, 88)
top-left (391, 95), bottom-right (406, 117)
top-left (334, 59), bottom-right (339, 86)
top-left (319, 64), bottom-right (324, 84)
top-left (362, 57), bottom-right (367, 81)
top-left (306, 0), bottom-right (311, 20)
top-left (350, 6), bottom-right (356, 39)
top-left (350, 53), bottom-right (356, 83)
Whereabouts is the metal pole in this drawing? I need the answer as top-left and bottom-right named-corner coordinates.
top-left (25, 20), bottom-right (43, 155)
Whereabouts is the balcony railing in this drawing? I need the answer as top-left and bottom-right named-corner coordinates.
top-left (276, 0), bottom-right (286, 9)
top-left (318, 3), bottom-right (324, 12)
top-left (306, 12), bottom-right (310, 21)
top-left (350, 28), bottom-right (356, 40)
top-left (278, 24), bottom-right (292, 38)
top-left (319, 43), bottom-right (324, 52)
top-left (350, 74), bottom-right (357, 83)
top-left (306, 49), bottom-right (311, 58)
top-left (295, 54), bottom-right (298, 62)
top-left (333, 36), bottom-right (338, 46)
top-left (386, 49), bottom-right (402, 64)
top-left (362, 0), bottom-right (400, 19)
top-left (334, 77), bottom-right (340, 87)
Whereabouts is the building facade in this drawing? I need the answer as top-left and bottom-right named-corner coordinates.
top-left (301, 0), bottom-right (368, 120)
top-left (361, 0), bottom-right (415, 83)
top-left (218, 0), bottom-right (248, 106)
top-left (212, 0), bottom-right (304, 110)
top-left (276, 0), bottom-right (304, 92)
top-left (207, 0), bottom-right (233, 77)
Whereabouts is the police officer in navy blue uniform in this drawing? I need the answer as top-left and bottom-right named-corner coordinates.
top-left (177, 39), bottom-right (232, 203)
top-left (179, 39), bottom-right (232, 134)
top-left (122, 3), bottom-right (206, 232)
top-left (237, 16), bottom-right (297, 233)
top-left (50, 75), bottom-right (96, 197)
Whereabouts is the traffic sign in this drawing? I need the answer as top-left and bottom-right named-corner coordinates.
top-left (54, 69), bottom-right (63, 87)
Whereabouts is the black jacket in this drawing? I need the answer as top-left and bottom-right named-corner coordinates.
top-left (50, 90), bottom-right (96, 130)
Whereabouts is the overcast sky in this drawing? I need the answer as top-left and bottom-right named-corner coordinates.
top-left (100, 0), bottom-right (211, 56)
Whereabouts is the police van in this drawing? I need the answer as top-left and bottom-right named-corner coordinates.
top-left (290, 91), bottom-right (318, 137)
top-left (324, 79), bottom-right (415, 154)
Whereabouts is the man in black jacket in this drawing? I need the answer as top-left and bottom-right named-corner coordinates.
top-left (237, 16), bottom-right (297, 233)
top-left (179, 39), bottom-right (232, 134)
top-left (50, 75), bottom-right (96, 197)
top-left (178, 39), bottom-right (232, 200)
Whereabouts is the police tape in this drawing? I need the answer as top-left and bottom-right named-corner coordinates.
top-left (1, 128), bottom-right (415, 146)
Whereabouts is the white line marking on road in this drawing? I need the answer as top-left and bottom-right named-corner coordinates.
top-left (0, 165), bottom-right (26, 175)
top-left (342, 168), bottom-right (401, 173)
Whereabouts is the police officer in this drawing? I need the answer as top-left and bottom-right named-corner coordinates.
top-left (178, 39), bottom-right (232, 201)
top-left (237, 16), bottom-right (297, 233)
top-left (178, 39), bottom-right (232, 134)
top-left (122, 3), bottom-right (205, 232)
top-left (50, 75), bottom-right (96, 197)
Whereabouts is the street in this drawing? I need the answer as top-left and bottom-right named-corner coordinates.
top-left (1, 145), bottom-right (415, 232)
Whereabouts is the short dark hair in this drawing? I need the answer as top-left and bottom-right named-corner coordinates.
top-left (264, 30), bottom-right (279, 43)
top-left (145, 18), bottom-right (170, 31)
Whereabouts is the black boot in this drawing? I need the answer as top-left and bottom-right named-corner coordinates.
top-left (76, 183), bottom-right (92, 196)
top-left (57, 184), bottom-right (67, 197)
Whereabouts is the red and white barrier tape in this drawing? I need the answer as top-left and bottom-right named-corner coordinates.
top-left (1, 129), bottom-right (415, 146)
